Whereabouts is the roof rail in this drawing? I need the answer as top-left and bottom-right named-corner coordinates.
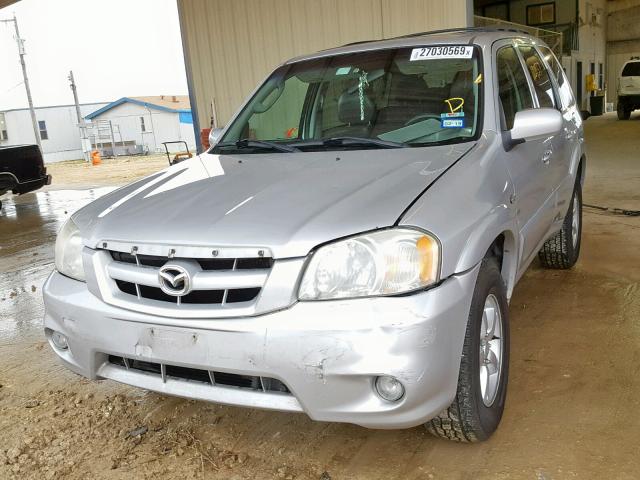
top-left (393, 26), bottom-right (532, 39)
top-left (341, 26), bottom-right (531, 47)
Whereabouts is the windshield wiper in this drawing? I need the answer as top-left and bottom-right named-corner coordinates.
top-left (218, 139), bottom-right (300, 153)
top-left (292, 137), bottom-right (407, 150)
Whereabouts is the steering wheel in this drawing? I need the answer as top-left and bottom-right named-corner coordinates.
top-left (404, 113), bottom-right (443, 127)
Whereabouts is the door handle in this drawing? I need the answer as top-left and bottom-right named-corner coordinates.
top-left (541, 149), bottom-right (553, 165)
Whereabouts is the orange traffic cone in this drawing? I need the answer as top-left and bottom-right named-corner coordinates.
top-left (91, 150), bottom-right (101, 166)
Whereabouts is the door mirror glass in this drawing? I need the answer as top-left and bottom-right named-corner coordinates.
top-left (209, 127), bottom-right (224, 146)
top-left (511, 108), bottom-right (562, 141)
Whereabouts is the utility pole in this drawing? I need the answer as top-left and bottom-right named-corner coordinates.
top-left (0, 14), bottom-right (41, 151)
top-left (68, 70), bottom-right (82, 124)
top-left (68, 70), bottom-right (90, 162)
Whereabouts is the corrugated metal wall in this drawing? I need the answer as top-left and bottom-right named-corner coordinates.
top-left (177, 0), bottom-right (471, 134)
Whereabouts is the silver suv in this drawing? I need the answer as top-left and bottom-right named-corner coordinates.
top-left (44, 29), bottom-right (584, 442)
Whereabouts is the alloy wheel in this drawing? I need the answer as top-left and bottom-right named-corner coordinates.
top-left (479, 293), bottom-right (504, 407)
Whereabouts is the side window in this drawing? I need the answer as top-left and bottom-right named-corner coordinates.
top-left (518, 45), bottom-right (556, 109)
top-left (496, 46), bottom-right (534, 130)
top-left (539, 46), bottom-right (574, 109)
top-left (38, 120), bottom-right (49, 141)
top-left (0, 112), bottom-right (7, 141)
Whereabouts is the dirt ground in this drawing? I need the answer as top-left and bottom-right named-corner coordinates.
top-left (1, 113), bottom-right (639, 479)
top-left (44, 154), bottom-right (169, 190)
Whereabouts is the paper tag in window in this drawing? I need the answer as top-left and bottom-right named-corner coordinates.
top-left (410, 46), bottom-right (473, 61)
top-left (441, 118), bottom-right (465, 128)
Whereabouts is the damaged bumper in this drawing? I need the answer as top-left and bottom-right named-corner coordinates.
top-left (43, 264), bottom-right (478, 429)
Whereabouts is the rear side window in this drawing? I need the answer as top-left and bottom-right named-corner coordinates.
top-left (518, 45), bottom-right (556, 109)
top-left (539, 46), bottom-right (573, 109)
top-left (496, 46), bottom-right (534, 130)
top-left (622, 62), bottom-right (640, 77)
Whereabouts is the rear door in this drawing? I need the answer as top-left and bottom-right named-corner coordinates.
top-left (538, 45), bottom-right (581, 220)
top-left (517, 44), bottom-right (564, 263)
top-left (494, 42), bottom-right (555, 271)
top-left (518, 45), bottom-right (568, 221)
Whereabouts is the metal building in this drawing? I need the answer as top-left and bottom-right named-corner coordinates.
top-left (0, 103), bottom-right (108, 163)
top-left (176, 0), bottom-right (473, 148)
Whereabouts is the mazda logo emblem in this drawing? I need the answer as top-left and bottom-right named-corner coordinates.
top-left (158, 264), bottom-right (192, 297)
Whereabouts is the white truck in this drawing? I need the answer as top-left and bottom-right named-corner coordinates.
top-left (617, 57), bottom-right (640, 120)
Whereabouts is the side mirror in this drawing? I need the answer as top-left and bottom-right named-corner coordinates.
top-left (208, 127), bottom-right (224, 147)
top-left (580, 110), bottom-right (591, 121)
top-left (506, 108), bottom-right (563, 150)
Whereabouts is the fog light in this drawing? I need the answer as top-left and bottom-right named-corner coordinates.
top-left (375, 375), bottom-right (404, 402)
top-left (51, 331), bottom-right (68, 350)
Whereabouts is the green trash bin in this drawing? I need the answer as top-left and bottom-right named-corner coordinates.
top-left (590, 95), bottom-right (604, 116)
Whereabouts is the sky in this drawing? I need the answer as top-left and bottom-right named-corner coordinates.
top-left (0, 0), bottom-right (188, 110)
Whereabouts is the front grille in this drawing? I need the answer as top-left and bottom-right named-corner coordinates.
top-left (107, 250), bottom-right (271, 307)
top-left (114, 280), bottom-right (260, 305)
top-left (110, 251), bottom-right (273, 271)
top-left (107, 355), bottom-right (291, 394)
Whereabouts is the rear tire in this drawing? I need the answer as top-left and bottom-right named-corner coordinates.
top-left (617, 101), bottom-right (631, 120)
top-left (538, 180), bottom-right (582, 269)
top-left (426, 257), bottom-right (509, 442)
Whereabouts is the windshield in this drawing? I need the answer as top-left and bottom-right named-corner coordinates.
top-left (214, 45), bottom-right (482, 153)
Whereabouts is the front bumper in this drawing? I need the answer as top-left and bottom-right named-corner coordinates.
top-left (43, 265), bottom-right (479, 429)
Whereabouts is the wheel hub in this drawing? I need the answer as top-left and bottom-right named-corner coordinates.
top-left (479, 294), bottom-right (503, 407)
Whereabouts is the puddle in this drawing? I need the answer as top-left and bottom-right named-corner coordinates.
top-left (0, 188), bottom-right (115, 342)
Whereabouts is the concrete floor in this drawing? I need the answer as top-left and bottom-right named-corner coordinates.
top-left (0, 113), bottom-right (639, 479)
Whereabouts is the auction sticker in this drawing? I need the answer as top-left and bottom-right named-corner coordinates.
top-left (410, 46), bottom-right (473, 61)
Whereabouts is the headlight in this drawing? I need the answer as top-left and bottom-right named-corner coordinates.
top-left (298, 228), bottom-right (439, 300)
top-left (54, 218), bottom-right (85, 282)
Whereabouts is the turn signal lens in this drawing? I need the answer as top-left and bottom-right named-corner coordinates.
top-left (417, 235), bottom-right (438, 284)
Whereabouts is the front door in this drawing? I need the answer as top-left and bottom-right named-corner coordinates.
top-left (493, 42), bottom-right (556, 270)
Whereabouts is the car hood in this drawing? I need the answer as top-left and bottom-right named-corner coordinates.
top-left (74, 144), bottom-right (473, 258)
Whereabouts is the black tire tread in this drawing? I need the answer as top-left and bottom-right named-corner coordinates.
top-left (538, 182), bottom-right (581, 269)
top-left (537, 223), bottom-right (572, 268)
top-left (426, 257), bottom-right (504, 443)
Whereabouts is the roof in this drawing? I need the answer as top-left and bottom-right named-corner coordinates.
top-left (286, 28), bottom-right (539, 64)
top-left (1, 102), bottom-right (108, 114)
top-left (0, 0), bottom-right (20, 8)
top-left (85, 95), bottom-right (191, 120)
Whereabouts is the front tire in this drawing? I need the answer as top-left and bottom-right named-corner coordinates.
top-left (426, 257), bottom-right (510, 442)
top-left (538, 180), bottom-right (582, 269)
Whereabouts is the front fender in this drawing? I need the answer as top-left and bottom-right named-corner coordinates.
top-left (453, 211), bottom-right (518, 299)
top-left (399, 132), bottom-right (519, 298)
